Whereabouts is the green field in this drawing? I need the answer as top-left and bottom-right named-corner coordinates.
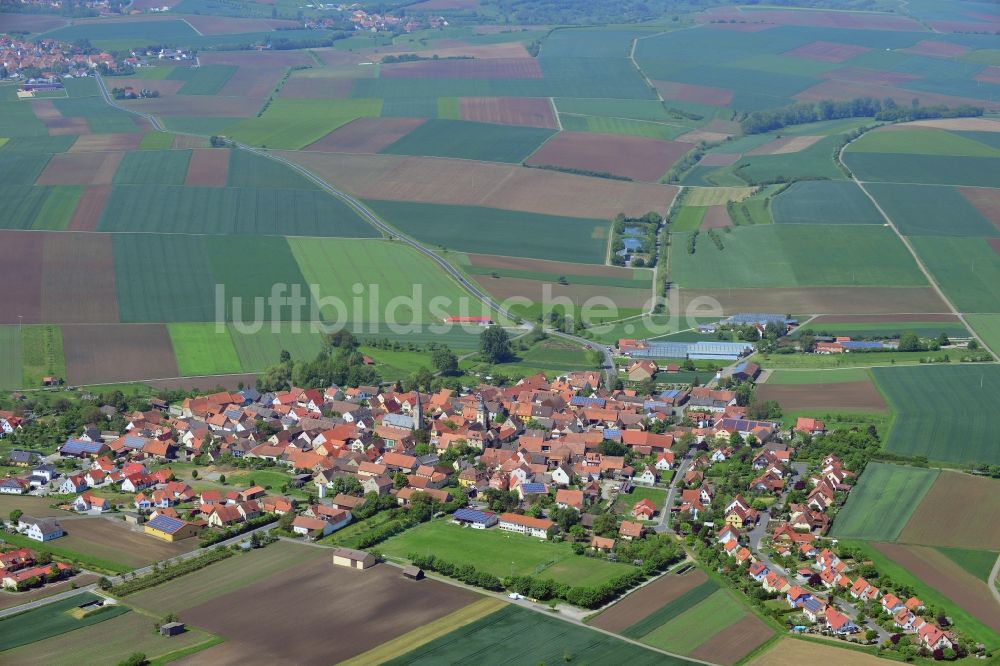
top-left (671, 206), bottom-right (706, 232)
top-left (0, 152), bottom-right (52, 185)
top-left (226, 150), bottom-right (318, 190)
top-left (671, 225), bottom-right (926, 288)
top-left (866, 183), bottom-right (998, 237)
top-left (0, 592), bottom-right (130, 651)
top-left (463, 263), bottom-right (649, 290)
top-left (0, 327), bottom-right (21, 389)
top-left (872, 365), bottom-right (1000, 465)
top-left (99, 184), bottom-right (376, 237)
top-left (620, 579), bottom-right (718, 639)
top-left (359, 346), bottom-right (434, 380)
top-left (640, 589), bottom-right (749, 654)
top-left (113, 234), bottom-right (217, 322)
top-left (112, 149), bottom-right (191, 186)
top-left (966, 314), bottom-right (1000, 357)
top-left (227, 325), bottom-right (326, 371)
top-left (771, 181), bottom-right (883, 226)
top-left (365, 199), bottom-right (608, 264)
top-left (380, 119), bottom-right (555, 163)
top-left (138, 132), bottom-right (175, 151)
top-left (553, 97), bottom-right (672, 122)
top-left (585, 316), bottom-right (710, 345)
top-left (847, 129), bottom-right (1000, 158)
top-left (934, 547), bottom-right (999, 583)
top-left (560, 114), bottom-right (685, 140)
top-left (208, 235), bottom-right (310, 323)
top-left (830, 463), bottom-right (940, 541)
top-left (844, 153), bottom-right (1000, 187)
top-left (168, 323), bottom-right (244, 377)
top-left (21, 325), bottom-right (65, 388)
top-left (0, 185), bottom-right (81, 231)
top-left (378, 519), bottom-right (636, 588)
top-left (225, 99), bottom-right (382, 150)
top-left (911, 237), bottom-right (1000, 313)
top-left (757, 349), bottom-right (957, 370)
top-left (288, 238), bottom-right (471, 324)
top-left (494, 337), bottom-right (591, 375)
top-left (386, 605), bottom-right (684, 665)
top-left (43, 20), bottom-right (200, 47)
top-left (168, 65), bottom-right (238, 95)
top-left (732, 135), bottom-right (846, 184)
top-left (789, 320), bottom-right (970, 340)
top-left (765, 368), bottom-right (871, 385)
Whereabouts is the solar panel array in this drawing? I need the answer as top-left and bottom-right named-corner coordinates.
top-left (148, 514), bottom-right (184, 533)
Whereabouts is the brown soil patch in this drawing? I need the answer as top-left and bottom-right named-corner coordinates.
top-left (700, 206), bottom-right (732, 229)
top-left (676, 129), bottom-right (731, 144)
top-left (0, 231), bottom-right (44, 324)
top-left (959, 187), bottom-right (1000, 230)
top-left (874, 542), bottom-right (1000, 632)
top-left (905, 40), bottom-right (970, 58)
top-left (477, 276), bottom-right (652, 311)
top-left (35, 152), bottom-right (123, 186)
top-left (63, 324), bottom-right (179, 385)
top-left (46, 118), bottom-right (91, 136)
top-left (810, 313), bottom-right (959, 324)
top-left (279, 77), bottom-right (354, 100)
top-left (747, 135), bottom-right (822, 156)
top-left (699, 153), bottom-right (740, 167)
top-left (121, 96), bottom-right (256, 118)
top-left (218, 66), bottom-right (287, 99)
top-left (468, 254), bottom-right (640, 279)
top-left (0, 13), bottom-right (67, 31)
top-left (280, 151), bottom-right (679, 219)
top-left (748, 637), bottom-right (887, 666)
top-left (200, 50), bottom-right (316, 68)
top-left (902, 117), bottom-right (1000, 132)
top-left (175, 558), bottom-right (479, 666)
top-left (68, 185), bottom-right (112, 231)
top-left (653, 80), bottom-right (734, 106)
top-left (460, 97), bottom-right (557, 129)
top-left (526, 132), bottom-right (688, 182)
top-left (172, 134), bottom-right (210, 149)
top-left (381, 57), bottom-right (542, 79)
top-left (41, 233), bottom-right (119, 324)
top-left (785, 40), bottom-right (870, 63)
top-left (757, 380), bottom-right (888, 412)
top-left (898, 471), bottom-right (1000, 550)
top-left (145, 374), bottom-right (261, 391)
top-left (70, 134), bottom-right (143, 152)
top-left (989, 238), bottom-right (1000, 256)
top-left (0, 573), bottom-right (99, 611)
top-left (976, 66), bottom-right (1000, 85)
top-left (591, 569), bottom-right (708, 633)
top-left (184, 15), bottom-right (300, 35)
top-left (676, 286), bottom-right (948, 315)
top-left (57, 517), bottom-right (196, 568)
top-left (796, 80), bottom-right (1000, 111)
top-left (373, 42), bottom-right (530, 61)
top-left (31, 100), bottom-right (61, 121)
top-left (689, 614), bottom-right (774, 665)
top-left (185, 148), bottom-right (230, 187)
top-left (305, 118), bottom-right (426, 153)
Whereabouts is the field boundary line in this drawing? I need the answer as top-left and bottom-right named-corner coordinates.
top-left (550, 96), bottom-right (562, 131)
top-left (181, 18), bottom-right (204, 37)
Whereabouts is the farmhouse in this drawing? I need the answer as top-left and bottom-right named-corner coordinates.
top-left (18, 516), bottom-right (64, 542)
top-left (332, 547), bottom-right (376, 569)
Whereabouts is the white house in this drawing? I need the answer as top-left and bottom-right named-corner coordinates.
top-left (550, 465), bottom-right (572, 486)
top-left (0, 477), bottom-right (27, 495)
top-left (634, 466), bottom-right (657, 486)
top-left (58, 474), bottom-right (87, 495)
top-left (18, 516), bottom-right (64, 542)
top-left (497, 512), bottom-right (554, 539)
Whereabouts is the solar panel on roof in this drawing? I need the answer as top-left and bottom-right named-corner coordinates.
top-left (521, 483), bottom-right (546, 493)
top-left (148, 515), bottom-right (184, 533)
top-left (454, 508), bottom-right (492, 523)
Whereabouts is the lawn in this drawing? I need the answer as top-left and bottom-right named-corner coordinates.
top-left (288, 238), bottom-right (471, 325)
top-left (671, 206), bottom-right (706, 231)
top-left (359, 346), bottom-right (435, 380)
top-left (830, 463), bottom-right (939, 541)
top-left (385, 604), bottom-right (684, 666)
top-left (378, 519), bottom-right (636, 588)
top-left (771, 181), bottom-right (883, 226)
top-left (615, 485), bottom-right (667, 513)
top-left (227, 470), bottom-right (295, 493)
top-left (872, 364), bottom-right (1000, 465)
top-left (138, 132), bottom-right (174, 150)
top-left (790, 320), bottom-right (970, 340)
top-left (847, 129), bottom-right (1000, 158)
top-left (640, 589), bottom-right (747, 654)
top-left (622, 579), bottom-right (718, 638)
top-left (765, 368), bottom-right (871, 385)
top-left (227, 325), bottom-right (326, 372)
top-left (380, 119), bottom-right (555, 163)
top-left (910, 237), bottom-right (1000, 313)
top-left (365, 199), bottom-right (609, 264)
top-left (21, 325), bottom-right (65, 388)
top-left (933, 547), bottom-right (999, 583)
top-left (225, 99), bottom-right (382, 150)
top-left (494, 337), bottom-right (592, 374)
top-left (0, 592), bottom-right (130, 651)
top-left (966, 314), bottom-right (1000, 356)
top-left (865, 183), bottom-right (998, 237)
top-left (671, 225), bottom-right (926, 289)
top-left (167, 323), bottom-right (243, 377)
top-left (0, 326), bottom-right (22, 390)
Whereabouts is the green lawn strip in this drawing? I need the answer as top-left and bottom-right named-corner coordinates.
top-left (932, 547), bottom-right (999, 583)
top-left (621, 579), bottom-right (718, 639)
top-left (149, 635), bottom-right (225, 666)
top-left (138, 132), bottom-right (175, 150)
top-left (464, 264), bottom-right (649, 289)
top-left (0, 592), bottom-right (129, 651)
top-left (764, 368), bottom-right (870, 384)
top-left (639, 589), bottom-right (746, 654)
top-left (167, 323), bottom-right (243, 377)
top-left (847, 129), bottom-right (1000, 158)
top-left (843, 540), bottom-right (1000, 650)
top-left (33, 185), bottom-right (84, 231)
top-left (21, 325), bottom-right (65, 388)
top-left (771, 181), bottom-right (883, 226)
top-left (0, 531), bottom-right (130, 574)
top-left (830, 463), bottom-right (938, 541)
top-left (0, 327), bottom-right (23, 390)
top-left (379, 519), bottom-right (635, 588)
top-left (670, 206), bottom-right (706, 232)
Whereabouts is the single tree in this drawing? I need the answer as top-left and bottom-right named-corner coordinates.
top-left (479, 325), bottom-right (514, 364)
top-left (432, 347), bottom-right (459, 375)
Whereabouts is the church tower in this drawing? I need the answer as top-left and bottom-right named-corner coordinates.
top-left (476, 393), bottom-right (489, 428)
top-left (413, 391), bottom-right (423, 430)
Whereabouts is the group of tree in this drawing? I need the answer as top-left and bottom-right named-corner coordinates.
top-left (257, 331), bottom-right (378, 391)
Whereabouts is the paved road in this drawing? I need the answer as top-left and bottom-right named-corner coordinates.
top-left (0, 583), bottom-right (98, 619)
top-left (655, 451), bottom-right (693, 533)
top-left (547, 329), bottom-right (615, 385)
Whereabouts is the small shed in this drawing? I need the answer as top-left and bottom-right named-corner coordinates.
top-left (402, 566), bottom-right (424, 580)
top-left (123, 511), bottom-right (143, 525)
top-left (332, 547), bottom-right (376, 570)
top-left (160, 622), bottom-right (185, 636)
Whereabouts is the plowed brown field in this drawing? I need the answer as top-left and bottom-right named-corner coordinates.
top-left (526, 132), bottom-right (689, 182)
top-left (757, 380), bottom-right (888, 412)
top-left (459, 97), bottom-right (558, 128)
top-left (185, 148), bottom-right (230, 187)
top-left (63, 324), bottom-right (179, 385)
top-left (41, 233), bottom-right (119, 324)
top-left (590, 569), bottom-right (707, 633)
top-left (305, 118), bottom-right (425, 153)
top-left (68, 186), bottom-right (111, 231)
top-left (35, 152), bottom-right (122, 186)
top-left (898, 472), bottom-right (1000, 550)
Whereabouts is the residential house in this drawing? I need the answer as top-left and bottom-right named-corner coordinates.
top-left (497, 513), bottom-right (554, 538)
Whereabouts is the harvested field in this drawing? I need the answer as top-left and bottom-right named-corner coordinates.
top-left (381, 57), bottom-right (541, 79)
top-left (873, 542), bottom-right (1000, 633)
top-left (903, 117), bottom-right (1000, 132)
top-left (899, 472), bottom-right (1000, 550)
top-left (699, 153), bottom-right (740, 167)
top-left (63, 323), bottom-right (179, 385)
top-left (959, 187), bottom-right (1000, 229)
top-left (0, 231), bottom-right (44, 324)
top-left (591, 569), bottom-right (707, 633)
top-left (700, 206), bottom-right (732, 229)
top-left (35, 152), bottom-right (122, 186)
top-left (468, 254), bottom-right (639, 279)
top-left (688, 615), bottom-right (773, 665)
top-left (69, 134), bottom-right (143, 152)
top-left (176, 558), bottom-right (480, 666)
top-left (748, 638), bottom-right (887, 666)
top-left (526, 132), bottom-right (689, 182)
top-left (757, 380), bottom-right (887, 412)
top-left (0, 13), bottom-right (68, 32)
top-left (280, 152), bottom-right (678, 219)
top-left (477, 276), bottom-right (651, 310)
top-left (653, 80), bottom-right (733, 106)
top-left (279, 77), bottom-right (353, 100)
top-left (305, 118), bottom-right (425, 153)
top-left (676, 286), bottom-right (947, 315)
top-left (676, 129), bottom-right (731, 144)
top-left (67, 185), bottom-right (111, 231)
top-left (41, 233), bottom-right (119, 324)
top-left (784, 40), bottom-right (869, 63)
top-left (905, 40), bottom-right (969, 58)
top-left (747, 135), bottom-right (822, 155)
top-left (184, 148), bottom-right (230, 187)
top-left (459, 97), bottom-right (558, 128)
top-left (53, 517), bottom-right (195, 568)
top-left (821, 66), bottom-right (920, 86)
